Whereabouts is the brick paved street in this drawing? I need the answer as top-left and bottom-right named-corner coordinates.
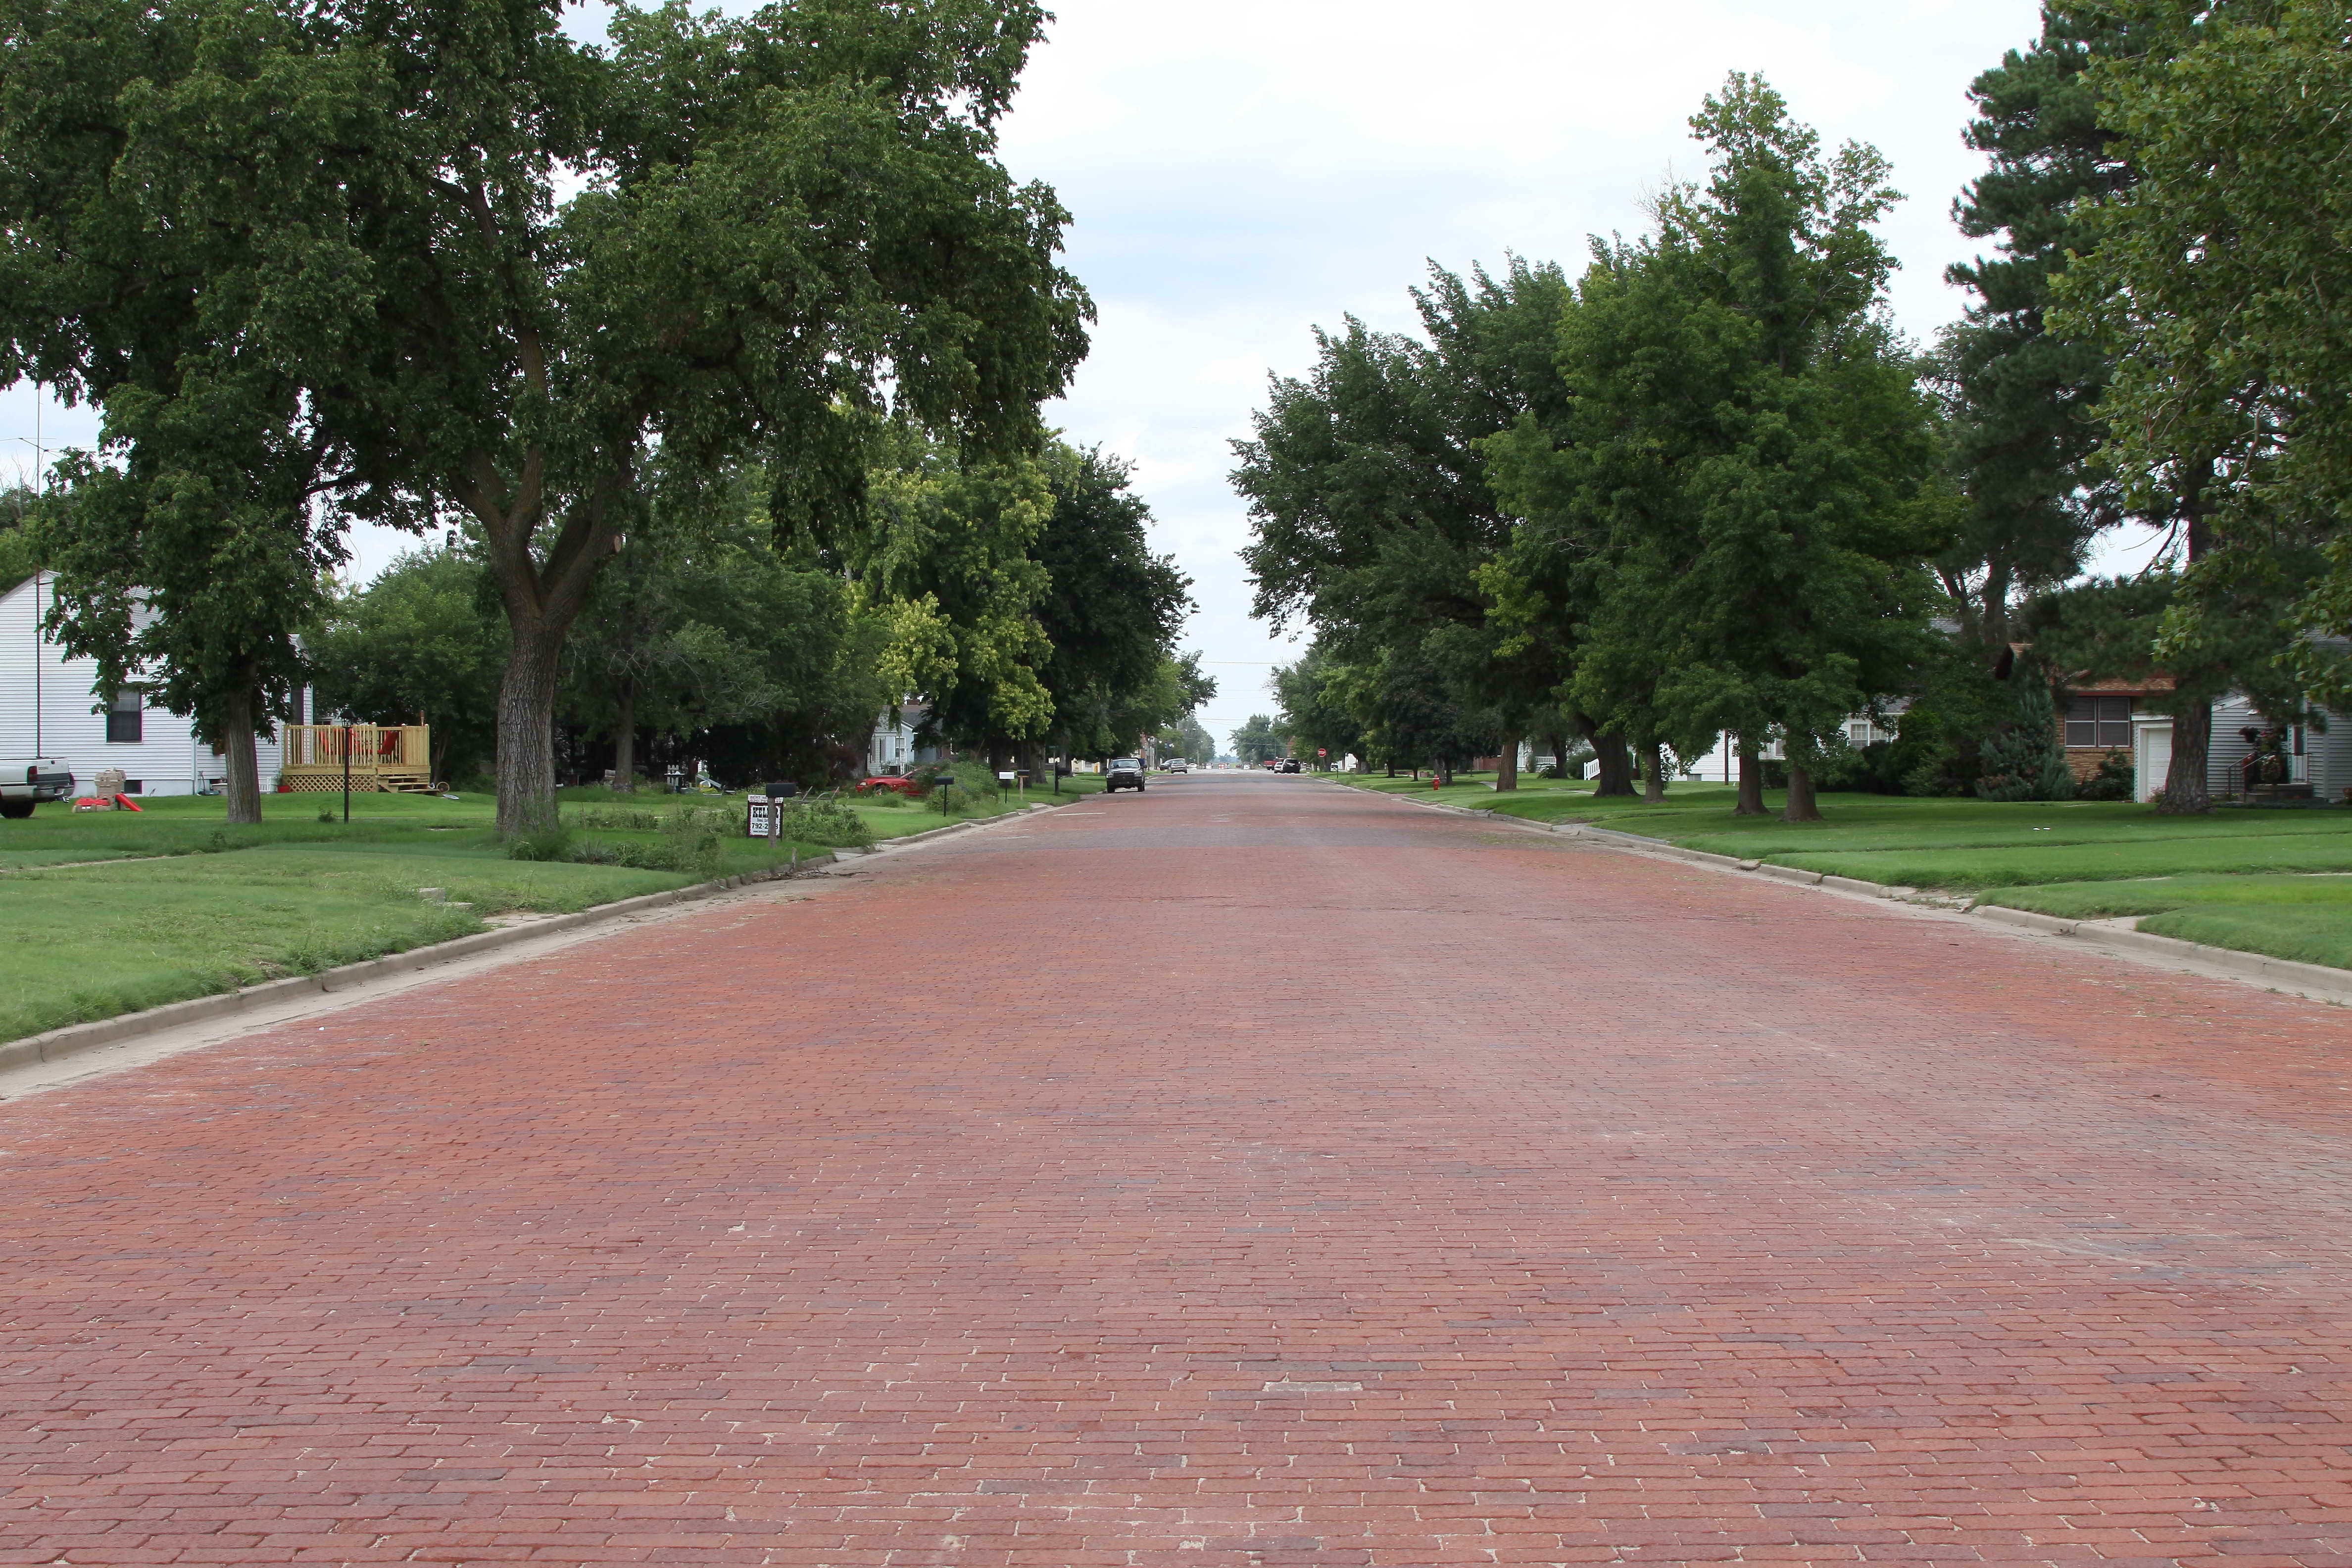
top-left (6, 772), bottom-right (2352, 1566)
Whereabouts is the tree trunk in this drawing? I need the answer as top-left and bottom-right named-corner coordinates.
top-left (2159, 697), bottom-right (2212, 815)
top-left (1735, 741), bottom-right (1766, 816)
top-left (495, 622), bottom-right (565, 837)
top-left (1434, 756), bottom-right (1452, 787)
top-left (2157, 482), bottom-right (2216, 816)
top-left (1548, 733), bottom-right (1568, 781)
top-left (1783, 762), bottom-right (1822, 822)
top-left (610, 681), bottom-right (637, 793)
top-left (1642, 740), bottom-right (1666, 804)
top-left (1979, 559), bottom-right (2013, 650)
top-left (1495, 735), bottom-right (1519, 792)
top-left (1591, 730), bottom-right (1635, 796)
top-left (221, 685), bottom-right (263, 825)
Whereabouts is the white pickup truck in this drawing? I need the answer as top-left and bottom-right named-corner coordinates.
top-left (0, 759), bottom-right (75, 818)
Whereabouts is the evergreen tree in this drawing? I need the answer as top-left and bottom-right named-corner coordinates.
top-left (1935, 5), bottom-right (2141, 648)
top-left (1973, 658), bottom-right (2074, 801)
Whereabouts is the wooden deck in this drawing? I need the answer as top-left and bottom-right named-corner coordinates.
top-left (279, 725), bottom-right (435, 793)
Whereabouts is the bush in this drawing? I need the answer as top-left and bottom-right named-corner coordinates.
top-left (2076, 749), bottom-right (2135, 802)
top-left (766, 795), bottom-right (873, 848)
top-left (508, 827), bottom-right (575, 862)
top-left (1811, 737), bottom-right (1906, 794)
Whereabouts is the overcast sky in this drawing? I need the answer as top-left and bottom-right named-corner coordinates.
top-left (3, 0), bottom-right (2164, 751)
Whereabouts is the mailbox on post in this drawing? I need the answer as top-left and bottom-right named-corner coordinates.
top-left (746, 784), bottom-right (797, 839)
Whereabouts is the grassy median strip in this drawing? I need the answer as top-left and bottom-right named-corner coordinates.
top-left (1331, 770), bottom-right (2352, 972)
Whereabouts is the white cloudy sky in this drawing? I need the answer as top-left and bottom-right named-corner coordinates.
top-left (1, 0), bottom-right (2166, 749)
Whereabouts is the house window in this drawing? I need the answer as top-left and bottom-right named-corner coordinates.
top-left (2065, 695), bottom-right (2131, 749)
top-left (105, 688), bottom-right (143, 744)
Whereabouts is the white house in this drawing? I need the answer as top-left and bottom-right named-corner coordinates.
top-left (864, 700), bottom-right (941, 777)
top-left (0, 570), bottom-right (313, 796)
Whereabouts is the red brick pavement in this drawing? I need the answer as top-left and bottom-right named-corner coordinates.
top-left (5, 773), bottom-right (2352, 1566)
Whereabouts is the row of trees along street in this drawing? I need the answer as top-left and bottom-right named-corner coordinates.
top-left (1240, 4), bottom-right (2352, 820)
top-left (2, 0), bottom-right (1211, 833)
top-left (296, 440), bottom-right (1209, 797)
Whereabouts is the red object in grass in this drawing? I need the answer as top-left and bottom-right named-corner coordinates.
top-left (113, 794), bottom-right (141, 812)
top-left (856, 775), bottom-right (926, 796)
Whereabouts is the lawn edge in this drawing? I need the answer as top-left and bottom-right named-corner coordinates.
top-left (0, 798), bottom-right (1071, 1074)
top-left (1348, 778), bottom-right (2352, 1003)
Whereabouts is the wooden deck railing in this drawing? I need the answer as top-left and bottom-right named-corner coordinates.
top-left (282, 724), bottom-right (431, 774)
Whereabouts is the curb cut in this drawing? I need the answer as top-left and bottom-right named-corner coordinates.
top-left (0, 798), bottom-right (1076, 1078)
top-left (1382, 788), bottom-right (2352, 1003)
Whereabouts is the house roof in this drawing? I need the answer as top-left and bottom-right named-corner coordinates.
top-left (2068, 674), bottom-right (2175, 696)
top-left (1995, 640), bottom-right (2174, 695)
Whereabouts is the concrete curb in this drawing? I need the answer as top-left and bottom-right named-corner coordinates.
top-left (1970, 903), bottom-right (2352, 996)
top-left (1385, 789), bottom-right (2352, 1002)
top-left (0, 797), bottom-right (1080, 1077)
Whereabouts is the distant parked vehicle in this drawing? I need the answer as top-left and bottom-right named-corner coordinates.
top-left (856, 775), bottom-right (926, 797)
top-left (1164, 758), bottom-right (1189, 773)
top-left (1277, 758), bottom-right (1301, 773)
top-left (0, 759), bottom-right (74, 819)
top-left (1105, 757), bottom-right (1147, 793)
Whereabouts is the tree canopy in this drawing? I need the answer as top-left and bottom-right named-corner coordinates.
top-left (1, 0), bottom-right (1091, 833)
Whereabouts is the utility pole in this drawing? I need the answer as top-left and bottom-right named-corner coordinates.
top-left (11, 387), bottom-right (45, 756)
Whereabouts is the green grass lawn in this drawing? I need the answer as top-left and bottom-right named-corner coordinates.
top-left (0, 843), bottom-right (697, 1043)
top-left (1334, 768), bottom-right (2352, 972)
top-left (0, 788), bottom-right (509, 869)
top-left (1, 778), bottom-right (1084, 1043)
top-left (1982, 875), bottom-right (2352, 973)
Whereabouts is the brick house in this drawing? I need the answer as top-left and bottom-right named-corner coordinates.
top-left (2058, 674), bottom-right (2171, 783)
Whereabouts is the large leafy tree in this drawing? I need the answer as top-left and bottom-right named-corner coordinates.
top-left (2, 0), bottom-right (1089, 835)
top-left (2054, 0), bottom-right (2350, 811)
top-left (1273, 643), bottom-right (1365, 770)
top-left (1486, 77), bottom-right (1943, 822)
top-left (853, 433), bottom-right (1057, 764)
top-left (39, 399), bottom-right (343, 823)
top-left (562, 514), bottom-right (813, 791)
top-left (1228, 714), bottom-right (1282, 765)
top-left (1032, 444), bottom-right (1195, 762)
top-left (1233, 260), bottom-right (1582, 791)
top-left (1099, 652), bottom-right (1214, 763)
top-left (1, 0), bottom-right (366, 822)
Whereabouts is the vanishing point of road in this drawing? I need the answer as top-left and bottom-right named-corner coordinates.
top-left (5, 772), bottom-right (2352, 1566)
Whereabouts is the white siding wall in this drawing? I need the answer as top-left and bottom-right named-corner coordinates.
top-left (0, 573), bottom-right (302, 796)
top-left (2207, 693), bottom-right (2352, 802)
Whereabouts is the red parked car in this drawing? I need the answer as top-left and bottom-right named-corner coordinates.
top-left (856, 774), bottom-right (926, 796)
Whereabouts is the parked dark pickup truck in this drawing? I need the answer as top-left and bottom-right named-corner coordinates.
top-left (0, 759), bottom-right (75, 819)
